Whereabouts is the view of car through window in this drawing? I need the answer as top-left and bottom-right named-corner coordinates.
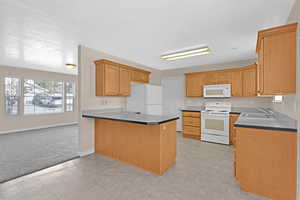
top-left (24, 79), bottom-right (64, 114)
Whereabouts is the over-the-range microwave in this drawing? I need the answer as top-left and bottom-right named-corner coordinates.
top-left (203, 84), bottom-right (231, 98)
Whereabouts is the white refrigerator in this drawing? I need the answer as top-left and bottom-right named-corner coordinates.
top-left (126, 83), bottom-right (162, 115)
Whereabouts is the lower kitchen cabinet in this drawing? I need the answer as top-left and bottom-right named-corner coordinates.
top-left (229, 114), bottom-right (240, 145)
top-left (235, 127), bottom-right (297, 200)
top-left (182, 111), bottom-right (201, 139)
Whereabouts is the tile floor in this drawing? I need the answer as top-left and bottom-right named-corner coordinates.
top-left (0, 134), bottom-right (269, 200)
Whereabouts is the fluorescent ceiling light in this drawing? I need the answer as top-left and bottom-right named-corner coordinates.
top-left (161, 47), bottom-right (211, 61)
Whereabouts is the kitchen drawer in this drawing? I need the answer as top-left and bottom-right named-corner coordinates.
top-left (183, 117), bottom-right (193, 126)
top-left (183, 126), bottom-right (200, 136)
top-left (192, 117), bottom-right (200, 127)
top-left (182, 111), bottom-right (200, 118)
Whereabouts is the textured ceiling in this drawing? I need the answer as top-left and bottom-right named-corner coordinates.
top-left (0, 0), bottom-right (295, 74)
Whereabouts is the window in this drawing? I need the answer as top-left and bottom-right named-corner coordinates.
top-left (5, 77), bottom-right (20, 115)
top-left (24, 79), bottom-right (64, 114)
top-left (65, 81), bottom-right (75, 112)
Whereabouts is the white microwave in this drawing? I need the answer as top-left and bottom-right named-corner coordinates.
top-left (203, 84), bottom-right (231, 98)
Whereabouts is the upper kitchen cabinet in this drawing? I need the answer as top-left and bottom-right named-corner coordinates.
top-left (186, 73), bottom-right (204, 97)
top-left (242, 64), bottom-right (257, 97)
top-left (217, 71), bottom-right (232, 85)
top-left (203, 72), bottom-right (218, 85)
top-left (185, 65), bottom-right (257, 97)
top-left (231, 70), bottom-right (243, 97)
top-left (119, 66), bottom-right (131, 96)
top-left (95, 59), bottom-right (120, 96)
top-left (94, 59), bottom-right (151, 96)
top-left (131, 69), bottom-right (150, 83)
top-left (256, 23), bottom-right (297, 96)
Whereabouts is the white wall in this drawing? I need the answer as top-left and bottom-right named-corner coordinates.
top-left (78, 46), bottom-right (162, 155)
top-left (162, 76), bottom-right (185, 131)
top-left (184, 97), bottom-right (271, 108)
top-left (0, 65), bottom-right (78, 134)
top-left (271, 94), bottom-right (297, 119)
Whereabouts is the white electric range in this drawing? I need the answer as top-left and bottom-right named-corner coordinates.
top-left (201, 102), bottom-right (231, 145)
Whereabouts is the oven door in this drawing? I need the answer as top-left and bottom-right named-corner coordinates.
top-left (201, 112), bottom-right (229, 136)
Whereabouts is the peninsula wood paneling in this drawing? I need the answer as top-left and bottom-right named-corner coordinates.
top-left (235, 127), bottom-right (297, 200)
top-left (95, 119), bottom-right (176, 175)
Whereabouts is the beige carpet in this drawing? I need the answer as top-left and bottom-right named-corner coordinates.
top-left (0, 125), bottom-right (79, 183)
top-left (0, 133), bottom-right (269, 200)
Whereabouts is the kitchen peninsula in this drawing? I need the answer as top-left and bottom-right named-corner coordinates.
top-left (82, 110), bottom-right (179, 175)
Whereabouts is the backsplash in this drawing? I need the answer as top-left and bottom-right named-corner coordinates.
top-left (184, 97), bottom-right (272, 108)
top-left (271, 94), bottom-right (297, 119)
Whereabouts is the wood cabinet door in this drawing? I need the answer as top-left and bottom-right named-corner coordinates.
top-left (217, 71), bottom-right (232, 84)
top-left (186, 74), bottom-right (203, 97)
top-left (119, 67), bottom-right (131, 96)
top-left (229, 114), bottom-right (240, 145)
top-left (104, 64), bottom-right (120, 95)
top-left (243, 66), bottom-right (257, 97)
top-left (257, 41), bottom-right (264, 95)
top-left (132, 70), bottom-right (149, 83)
top-left (203, 72), bottom-right (218, 85)
top-left (262, 32), bottom-right (296, 95)
top-left (231, 71), bottom-right (243, 97)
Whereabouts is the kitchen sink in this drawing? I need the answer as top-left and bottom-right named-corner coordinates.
top-left (241, 113), bottom-right (275, 120)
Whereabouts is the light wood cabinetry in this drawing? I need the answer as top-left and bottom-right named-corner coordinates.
top-left (204, 72), bottom-right (218, 85)
top-left (95, 119), bottom-right (176, 175)
top-left (186, 73), bottom-right (204, 97)
top-left (119, 67), bottom-right (131, 96)
top-left (229, 114), bottom-right (240, 145)
top-left (256, 23), bottom-right (297, 95)
top-left (95, 60), bottom-right (120, 96)
top-left (231, 71), bottom-right (243, 97)
top-left (235, 127), bottom-right (297, 200)
top-left (131, 69), bottom-right (150, 83)
top-left (182, 111), bottom-right (201, 139)
top-left (95, 59), bottom-right (150, 96)
top-left (185, 65), bottom-right (257, 97)
top-left (242, 65), bottom-right (257, 97)
top-left (217, 71), bottom-right (232, 84)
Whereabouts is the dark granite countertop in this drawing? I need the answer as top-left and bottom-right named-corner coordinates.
top-left (234, 109), bottom-right (297, 132)
top-left (180, 106), bottom-right (297, 132)
top-left (82, 109), bottom-right (179, 125)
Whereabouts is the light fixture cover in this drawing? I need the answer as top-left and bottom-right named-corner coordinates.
top-left (161, 46), bottom-right (211, 61)
top-left (66, 63), bottom-right (77, 69)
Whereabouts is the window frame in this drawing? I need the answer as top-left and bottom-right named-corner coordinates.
top-left (3, 76), bottom-right (76, 116)
top-left (23, 78), bottom-right (65, 116)
top-left (65, 81), bottom-right (76, 112)
top-left (4, 77), bottom-right (21, 116)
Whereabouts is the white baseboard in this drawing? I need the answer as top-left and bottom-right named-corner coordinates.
top-left (79, 149), bottom-right (95, 157)
top-left (0, 122), bottom-right (79, 135)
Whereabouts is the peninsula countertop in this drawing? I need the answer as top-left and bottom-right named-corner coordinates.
top-left (82, 109), bottom-right (179, 125)
top-left (180, 106), bottom-right (297, 132)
